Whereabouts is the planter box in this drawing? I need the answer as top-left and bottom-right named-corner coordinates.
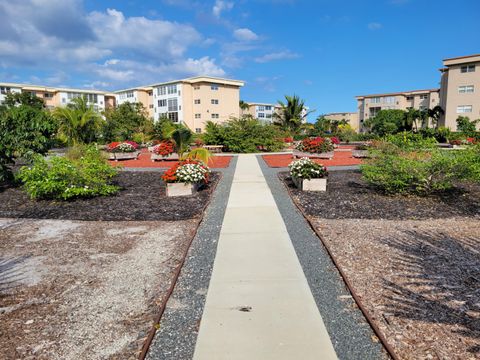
top-left (106, 152), bottom-right (139, 161)
top-left (293, 149), bottom-right (334, 159)
top-left (352, 149), bottom-right (370, 158)
top-left (292, 176), bottom-right (327, 191)
top-left (151, 153), bottom-right (180, 161)
top-left (166, 182), bottom-right (200, 197)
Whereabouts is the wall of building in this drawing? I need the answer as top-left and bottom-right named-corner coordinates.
top-left (324, 112), bottom-right (359, 131)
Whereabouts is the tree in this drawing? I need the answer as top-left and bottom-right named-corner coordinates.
top-left (171, 127), bottom-right (193, 156)
top-left (274, 95), bottom-right (312, 133)
top-left (427, 106), bottom-right (444, 129)
top-left (239, 100), bottom-right (249, 111)
top-left (103, 101), bottom-right (151, 142)
top-left (0, 100), bottom-right (57, 181)
top-left (456, 116), bottom-right (480, 136)
top-left (314, 116), bottom-right (332, 133)
top-left (1, 91), bottom-right (45, 110)
top-left (53, 97), bottom-right (103, 145)
top-left (364, 109), bottom-right (406, 136)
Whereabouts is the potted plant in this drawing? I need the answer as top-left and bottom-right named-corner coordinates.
top-left (293, 137), bottom-right (335, 159)
top-left (162, 160), bottom-right (210, 196)
top-left (352, 143), bottom-right (371, 158)
top-left (146, 140), bottom-right (161, 152)
top-left (106, 141), bottom-right (140, 161)
top-left (151, 140), bottom-right (179, 161)
top-left (289, 157), bottom-right (328, 191)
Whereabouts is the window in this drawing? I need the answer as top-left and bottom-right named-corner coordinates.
top-left (258, 113), bottom-right (265, 118)
top-left (167, 84), bottom-right (177, 94)
top-left (44, 92), bottom-right (53, 98)
top-left (211, 99), bottom-right (219, 104)
top-left (126, 91), bottom-right (134, 98)
top-left (0, 86), bottom-right (11, 94)
top-left (158, 99), bottom-right (167, 107)
top-left (266, 113), bottom-right (272, 118)
top-left (148, 91), bottom-right (153, 96)
top-left (419, 94), bottom-right (428, 100)
top-left (157, 86), bottom-right (166, 96)
top-left (167, 98), bottom-right (178, 112)
top-left (370, 97), bottom-right (381, 104)
top-left (459, 85), bottom-right (474, 93)
top-left (168, 112), bottom-right (179, 122)
top-left (149, 104), bottom-right (154, 108)
top-left (211, 113), bottom-right (219, 119)
top-left (369, 107), bottom-right (381, 117)
top-left (406, 96), bottom-right (414, 101)
top-left (195, 113), bottom-right (201, 119)
top-left (194, 86), bottom-right (200, 90)
top-left (265, 106), bottom-right (272, 111)
top-left (258, 105), bottom-right (265, 111)
top-left (194, 99), bottom-right (201, 104)
top-left (384, 96), bottom-right (395, 104)
top-left (211, 84), bottom-right (219, 90)
top-left (195, 128), bottom-right (202, 133)
top-left (461, 64), bottom-right (475, 73)
top-left (457, 105), bottom-right (472, 113)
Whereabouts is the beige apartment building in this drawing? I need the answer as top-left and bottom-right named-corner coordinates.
top-left (240, 102), bottom-right (281, 122)
top-left (0, 83), bottom-right (115, 111)
top-left (323, 112), bottom-right (359, 131)
top-left (439, 54), bottom-right (480, 130)
top-left (356, 89), bottom-right (440, 131)
top-left (115, 76), bottom-right (244, 133)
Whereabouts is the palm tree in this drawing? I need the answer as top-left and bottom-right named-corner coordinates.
top-left (53, 97), bottom-right (103, 145)
top-left (427, 106), bottom-right (444, 129)
top-left (239, 100), bottom-right (249, 111)
top-left (274, 95), bottom-right (313, 133)
top-left (171, 127), bottom-right (211, 163)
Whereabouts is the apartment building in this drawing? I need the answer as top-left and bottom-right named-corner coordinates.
top-left (323, 112), bottom-right (359, 131)
top-left (240, 102), bottom-right (280, 122)
top-left (115, 76), bottom-right (244, 133)
top-left (439, 54), bottom-right (480, 130)
top-left (0, 83), bottom-right (115, 111)
top-left (356, 89), bottom-right (440, 131)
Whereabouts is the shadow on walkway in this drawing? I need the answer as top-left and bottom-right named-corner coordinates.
top-left (0, 256), bottom-right (31, 294)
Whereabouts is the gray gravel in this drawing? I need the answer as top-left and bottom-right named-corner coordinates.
top-left (258, 155), bottom-right (388, 360)
top-left (146, 157), bottom-right (237, 360)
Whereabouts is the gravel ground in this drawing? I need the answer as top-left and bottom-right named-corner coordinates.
top-left (0, 218), bottom-right (198, 360)
top-left (0, 172), bottom-right (219, 221)
top-left (146, 158), bottom-right (237, 359)
top-left (259, 157), bottom-right (388, 360)
top-left (279, 170), bottom-right (480, 220)
top-left (311, 218), bottom-right (480, 360)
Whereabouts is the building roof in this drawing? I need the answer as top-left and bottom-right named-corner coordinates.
top-left (0, 82), bottom-right (109, 94)
top-left (443, 54), bottom-right (480, 67)
top-left (443, 54), bottom-right (480, 61)
top-left (356, 88), bottom-right (440, 99)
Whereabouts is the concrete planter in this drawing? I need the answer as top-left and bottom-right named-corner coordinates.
top-left (352, 149), bottom-right (370, 158)
top-left (166, 182), bottom-right (200, 197)
top-left (292, 176), bottom-right (327, 192)
top-left (293, 149), bottom-right (334, 160)
top-left (151, 153), bottom-right (180, 161)
top-left (107, 151), bottom-right (139, 161)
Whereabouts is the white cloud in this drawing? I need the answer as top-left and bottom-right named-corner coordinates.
top-left (213, 0), bottom-right (234, 18)
top-left (233, 28), bottom-right (259, 42)
top-left (255, 50), bottom-right (300, 63)
top-left (367, 22), bottom-right (383, 30)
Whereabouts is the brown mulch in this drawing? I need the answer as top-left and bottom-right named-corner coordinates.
top-left (0, 172), bottom-right (219, 221)
top-left (281, 171), bottom-right (480, 360)
top-left (279, 170), bottom-right (480, 220)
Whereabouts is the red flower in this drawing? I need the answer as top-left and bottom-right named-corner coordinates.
top-left (284, 137), bottom-right (293, 143)
top-left (330, 137), bottom-right (340, 144)
top-left (153, 141), bottom-right (175, 156)
top-left (107, 142), bottom-right (121, 151)
top-left (124, 140), bottom-right (139, 149)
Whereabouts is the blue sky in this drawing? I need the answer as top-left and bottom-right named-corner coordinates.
top-left (0, 0), bottom-right (479, 119)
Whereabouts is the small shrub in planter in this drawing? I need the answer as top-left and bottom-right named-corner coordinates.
top-left (288, 157), bottom-right (328, 191)
top-left (17, 145), bottom-right (119, 200)
top-left (352, 143), bottom-right (371, 158)
top-left (162, 160), bottom-right (210, 196)
top-left (105, 141), bottom-right (140, 160)
top-left (294, 137), bottom-right (335, 159)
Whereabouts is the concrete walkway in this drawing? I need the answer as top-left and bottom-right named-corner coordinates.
top-left (193, 154), bottom-right (337, 360)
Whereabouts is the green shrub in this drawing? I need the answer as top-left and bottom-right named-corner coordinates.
top-left (384, 132), bottom-right (437, 150)
top-left (17, 146), bottom-right (119, 200)
top-left (361, 145), bottom-right (480, 195)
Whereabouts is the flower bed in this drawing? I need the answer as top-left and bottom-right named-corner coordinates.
top-left (151, 141), bottom-right (179, 161)
top-left (162, 160), bottom-right (211, 196)
top-left (352, 143), bottom-right (371, 158)
top-left (293, 137), bottom-right (336, 159)
top-left (105, 141), bottom-right (140, 160)
top-left (289, 157), bottom-right (328, 191)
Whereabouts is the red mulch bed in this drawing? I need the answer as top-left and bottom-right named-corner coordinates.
top-left (109, 149), bottom-right (232, 168)
top-left (262, 150), bottom-right (362, 168)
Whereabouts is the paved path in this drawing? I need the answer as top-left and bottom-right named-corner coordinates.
top-left (193, 154), bottom-right (337, 360)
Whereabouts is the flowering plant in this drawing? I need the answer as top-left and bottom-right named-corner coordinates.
top-left (296, 137), bottom-right (335, 153)
top-left (162, 159), bottom-right (210, 184)
top-left (284, 137), bottom-right (294, 143)
top-left (289, 157), bottom-right (327, 180)
top-left (153, 141), bottom-right (175, 156)
top-left (106, 141), bottom-right (137, 153)
top-left (330, 136), bottom-right (340, 145)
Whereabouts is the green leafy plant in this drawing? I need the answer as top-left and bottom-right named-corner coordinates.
top-left (289, 157), bottom-right (327, 180)
top-left (17, 145), bottom-right (119, 200)
top-left (103, 102), bottom-right (152, 142)
top-left (456, 116), bottom-right (480, 137)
